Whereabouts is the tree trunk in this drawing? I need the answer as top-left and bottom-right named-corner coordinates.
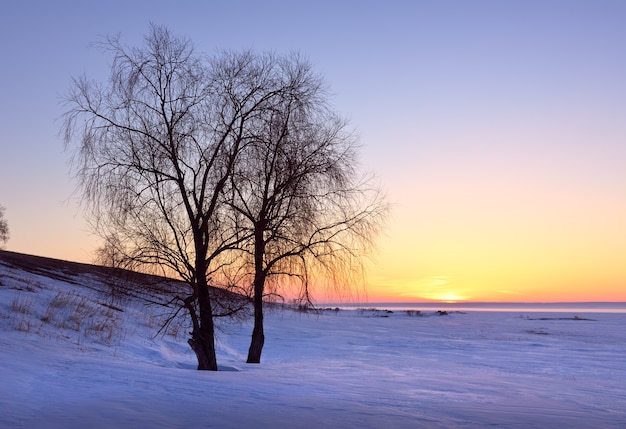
top-left (189, 276), bottom-right (218, 371)
top-left (188, 334), bottom-right (216, 370)
top-left (247, 227), bottom-right (266, 364)
top-left (246, 287), bottom-right (264, 363)
top-left (188, 329), bottom-right (217, 370)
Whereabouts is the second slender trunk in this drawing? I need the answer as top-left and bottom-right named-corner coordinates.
top-left (246, 273), bottom-right (265, 363)
top-left (247, 224), bottom-right (266, 363)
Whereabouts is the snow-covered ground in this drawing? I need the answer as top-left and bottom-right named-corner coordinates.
top-left (1, 253), bottom-right (625, 428)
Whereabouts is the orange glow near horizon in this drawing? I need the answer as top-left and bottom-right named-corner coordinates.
top-left (359, 176), bottom-right (626, 303)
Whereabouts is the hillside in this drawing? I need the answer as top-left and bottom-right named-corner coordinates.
top-left (0, 249), bottom-right (248, 361)
top-left (0, 249), bottom-right (196, 350)
top-left (0, 248), bottom-right (247, 318)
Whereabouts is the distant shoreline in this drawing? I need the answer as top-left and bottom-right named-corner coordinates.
top-left (320, 302), bottom-right (626, 313)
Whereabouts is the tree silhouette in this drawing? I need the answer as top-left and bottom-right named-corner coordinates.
top-left (62, 26), bottom-right (312, 370)
top-left (0, 205), bottom-right (8, 249)
top-left (227, 55), bottom-right (387, 363)
top-left (63, 25), bottom-right (386, 369)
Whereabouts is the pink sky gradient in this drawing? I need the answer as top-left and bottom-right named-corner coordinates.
top-left (1, 1), bottom-right (625, 302)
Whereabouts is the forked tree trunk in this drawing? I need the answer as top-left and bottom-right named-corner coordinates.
top-left (188, 329), bottom-right (217, 370)
top-left (189, 277), bottom-right (218, 371)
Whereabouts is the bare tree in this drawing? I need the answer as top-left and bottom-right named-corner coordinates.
top-left (93, 234), bottom-right (132, 270)
top-left (0, 205), bottom-right (8, 249)
top-left (62, 26), bottom-right (303, 370)
top-left (228, 55), bottom-right (388, 363)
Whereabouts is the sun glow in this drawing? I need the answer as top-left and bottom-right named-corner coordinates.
top-left (432, 292), bottom-right (468, 303)
top-left (414, 288), bottom-right (471, 303)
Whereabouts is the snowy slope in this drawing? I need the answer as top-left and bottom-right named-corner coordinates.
top-left (1, 251), bottom-right (625, 428)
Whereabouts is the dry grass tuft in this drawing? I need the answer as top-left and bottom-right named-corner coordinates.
top-left (11, 294), bottom-right (35, 315)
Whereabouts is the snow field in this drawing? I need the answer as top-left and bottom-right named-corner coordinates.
top-left (1, 259), bottom-right (625, 428)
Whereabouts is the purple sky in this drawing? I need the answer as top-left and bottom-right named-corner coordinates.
top-left (2, 1), bottom-right (625, 301)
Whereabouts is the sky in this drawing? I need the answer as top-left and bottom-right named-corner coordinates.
top-left (1, 1), bottom-right (625, 302)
